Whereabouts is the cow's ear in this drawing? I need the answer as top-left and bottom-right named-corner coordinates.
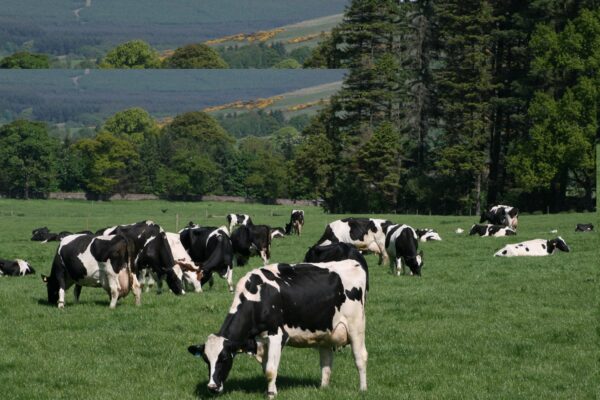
top-left (188, 344), bottom-right (204, 357)
top-left (41, 274), bottom-right (49, 283)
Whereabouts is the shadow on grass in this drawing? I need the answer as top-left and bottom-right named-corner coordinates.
top-left (194, 375), bottom-right (318, 398)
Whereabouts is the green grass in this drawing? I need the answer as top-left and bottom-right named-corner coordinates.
top-left (0, 200), bottom-right (596, 399)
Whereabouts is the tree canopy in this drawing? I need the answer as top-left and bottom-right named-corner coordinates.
top-left (100, 40), bottom-right (160, 69)
top-left (162, 43), bottom-right (228, 68)
top-left (0, 52), bottom-right (50, 69)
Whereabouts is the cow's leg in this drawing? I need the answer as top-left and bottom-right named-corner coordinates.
top-left (225, 267), bottom-right (234, 292)
top-left (319, 347), bottom-right (334, 388)
top-left (57, 274), bottom-right (68, 309)
top-left (264, 330), bottom-right (284, 399)
top-left (107, 274), bottom-right (120, 309)
top-left (131, 272), bottom-right (142, 306)
top-left (260, 249), bottom-right (269, 265)
top-left (74, 284), bottom-right (82, 303)
top-left (152, 272), bottom-right (163, 295)
top-left (395, 258), bottom-right (403, 276)
top-left (349, 322), bottom-right (368, 391)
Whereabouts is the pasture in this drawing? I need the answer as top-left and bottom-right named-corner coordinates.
top-left (0, 199), bottom-right (596, 399)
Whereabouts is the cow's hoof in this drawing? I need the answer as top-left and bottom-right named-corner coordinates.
top-left (267, 391), bottom-right (277, 399)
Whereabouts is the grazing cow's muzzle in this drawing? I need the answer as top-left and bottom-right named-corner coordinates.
top-left (207, 383), bottom-right (223, 394)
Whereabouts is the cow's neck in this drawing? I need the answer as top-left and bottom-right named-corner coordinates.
top-left (217, 302), bottom-right (257, 350)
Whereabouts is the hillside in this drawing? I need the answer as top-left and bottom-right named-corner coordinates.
top-left (0, 0), bottom-right (348, 57)
top-left (0, 69), bottom-right (346, 135)
top-left (205, 13), bottom-right (343, 51)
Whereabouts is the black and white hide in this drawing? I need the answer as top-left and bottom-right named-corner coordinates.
top-left (180, 226), bottom-right (234, 292)
top-left (0, 259), bottom-right (35, 276)
top-left (469, 224), bottom-right (516, 237)
top-left (42, 234), bottom-right (139, 309)
top-left (231, 224), bottom-right (271, 266)
top-left (31, 227), bottom-right (73, 242)
top-left (316, 218), bottom-right (393, 265)
top-left (575, 223), bottom-right (593, 232)
top-left (385, 224), bottom-right (423, 276)
top-left (96, 220), bottom-right (184, 295)
top-left (270, 227), bottom-right (286, 240)
top-left (494, 237), bottom-right (570, 257)
top-left (304, 242), bottom-right (369, 290)
top-left (480, 205), bottom-right (519, 230)
top-left (137, 232), bottom-right (203, 294)
top-left (226, 214), bottom-right (252, 233)
top-left (415, 228), bottom-right (442, 242)
top-left (284, 209), bottom-right (304, 236)
top-left (188, 260), bottom-right (368, 397)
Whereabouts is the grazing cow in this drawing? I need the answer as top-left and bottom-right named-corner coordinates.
top-left (270, 227), bottom-right (286, 240)
top-left (415, 228), bottom-right (442, 242)
top-left (469, 224), bottom-right (516, 237)
top-left (42, 234), bottom-right (140, 309)
top-left (188, 260), bottom-right (368, 397)
top-left (284, 209), bottom-right (304, 236)
top-left (385, 224), bottom-right (423, 276)
top-left (180, 226), bottom-right (234, 292)
top-left (95, 221), bottom-right (184, 295)
top-left (226, 214), bottom-right (252, 233)
top-left (231, 224), bottom-right (271, 266)
top-left (575, 223), bottom-right (593, 232)
top-left (316, 218), bottom-right (393, 265)
top-left (494, 237), bottom-right (570, 257)
top-left (0, 259), bottom-right (35, 276)
top-left (138, 232), bottom-right (202, 293)
top-left (480, 205), bottom-right (519, 230)
top-left (304, 242), bottom-right (369, 290)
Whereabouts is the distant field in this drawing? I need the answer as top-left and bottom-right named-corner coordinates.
top-left (0, 0), bottom-right (348, 56)
top-left (207, 14), bottom-right (344, 51)
top-left (0, 69), bottom-right (346, 127)
top-left (0, 199), bottom-right (596, 399)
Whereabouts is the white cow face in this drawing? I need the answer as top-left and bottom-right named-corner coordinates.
top-left (189, 334), bottom-right (235, 394)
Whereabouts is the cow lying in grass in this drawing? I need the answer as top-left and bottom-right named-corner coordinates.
top-left (494, 237), bottom-right (570, 257)
top-left (469, 224), bottom-right (516, 237)
top-left (0, 259), bottom-right (35, 276)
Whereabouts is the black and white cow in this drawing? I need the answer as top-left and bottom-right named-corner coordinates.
top-left (31, 227), bottom-right (73, 242)
top-left (270, 227), bottom-right (286, 240)
top-left (231, 224), bottom-right (271, 266)
top-left (415, 228), bottom-right (442, 242)
top-left (188, 260), bottom-right (368, 397)
top-left (226, 214), bottom-right (252, 233)
top-left (180, 226), bottom-right (234, 292)
top-left (480, 205), bottom-right (519, 230)
top-left (42, 234), bottom-right (140, 309)
top-left (96, 221), bottom-right (184, 295)
top-left (469, 224), bottom-right (516, 237)
top-left (0, 259), bottom-right (35, 276)
top-left (316, 218), bottom-right (393, 265)
top-left (494, 237), bottom-right (570, 257)
top-left (575, 223), bottom-right (594, 232)
top-left (385, 224), bottom-right (423, 276)
top-left (284, 209), bottom-right (304, 236)
top-left (138, 232), bottom-right (203, 294)
top-left (304, 242), bottom-right (369, 290)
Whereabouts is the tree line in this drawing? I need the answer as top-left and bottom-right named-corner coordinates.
top-left (0, 108), bottom-right (303, 202)
top-left (297, 0), bottom-right (598, 213)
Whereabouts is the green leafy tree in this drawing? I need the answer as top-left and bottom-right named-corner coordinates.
top-left (0, 120), bottom-right (58, 198)
top-left (72, 131), bottom-right (139, 197)
top-left (290, 130), bottom-right (335, 201)
top-left (272, 58), bottom-right (301, 69)
top-left (100, 40), bottom-right (160, 69)
top-left (509, 8), bottom-right (599, 211)
top-left (271, 126), bottom-right (301, 160)
top-left (239, 137), bottom-right (288, 200)
top-left (0, 51), bottom-right (50, 69)
top-left (163, 43), bottom-right (228, 68)
top-left (103, 107), bottom-right (158, 143)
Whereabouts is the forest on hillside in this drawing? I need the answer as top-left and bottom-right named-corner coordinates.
top-left (0, 0), bottom-right (597, 215)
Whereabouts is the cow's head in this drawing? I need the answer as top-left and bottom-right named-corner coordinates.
top-left (548, 237), bottom-right (570, 253)
top-left (189, 334), bottom-right (248, 394)
top-left (406, 251), bottom-right (424, 276)
top-left (41, 274), bottom-right (59, 304)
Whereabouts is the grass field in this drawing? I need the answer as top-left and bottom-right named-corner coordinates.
top-left (0, 200), bottom-right (596, 399)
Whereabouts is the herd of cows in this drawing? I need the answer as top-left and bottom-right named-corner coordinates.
top-left (0, 204), bottom-right (594, 397)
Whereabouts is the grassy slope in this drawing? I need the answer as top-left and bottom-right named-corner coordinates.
top-left (0, 200), bottom-right (596, 399)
